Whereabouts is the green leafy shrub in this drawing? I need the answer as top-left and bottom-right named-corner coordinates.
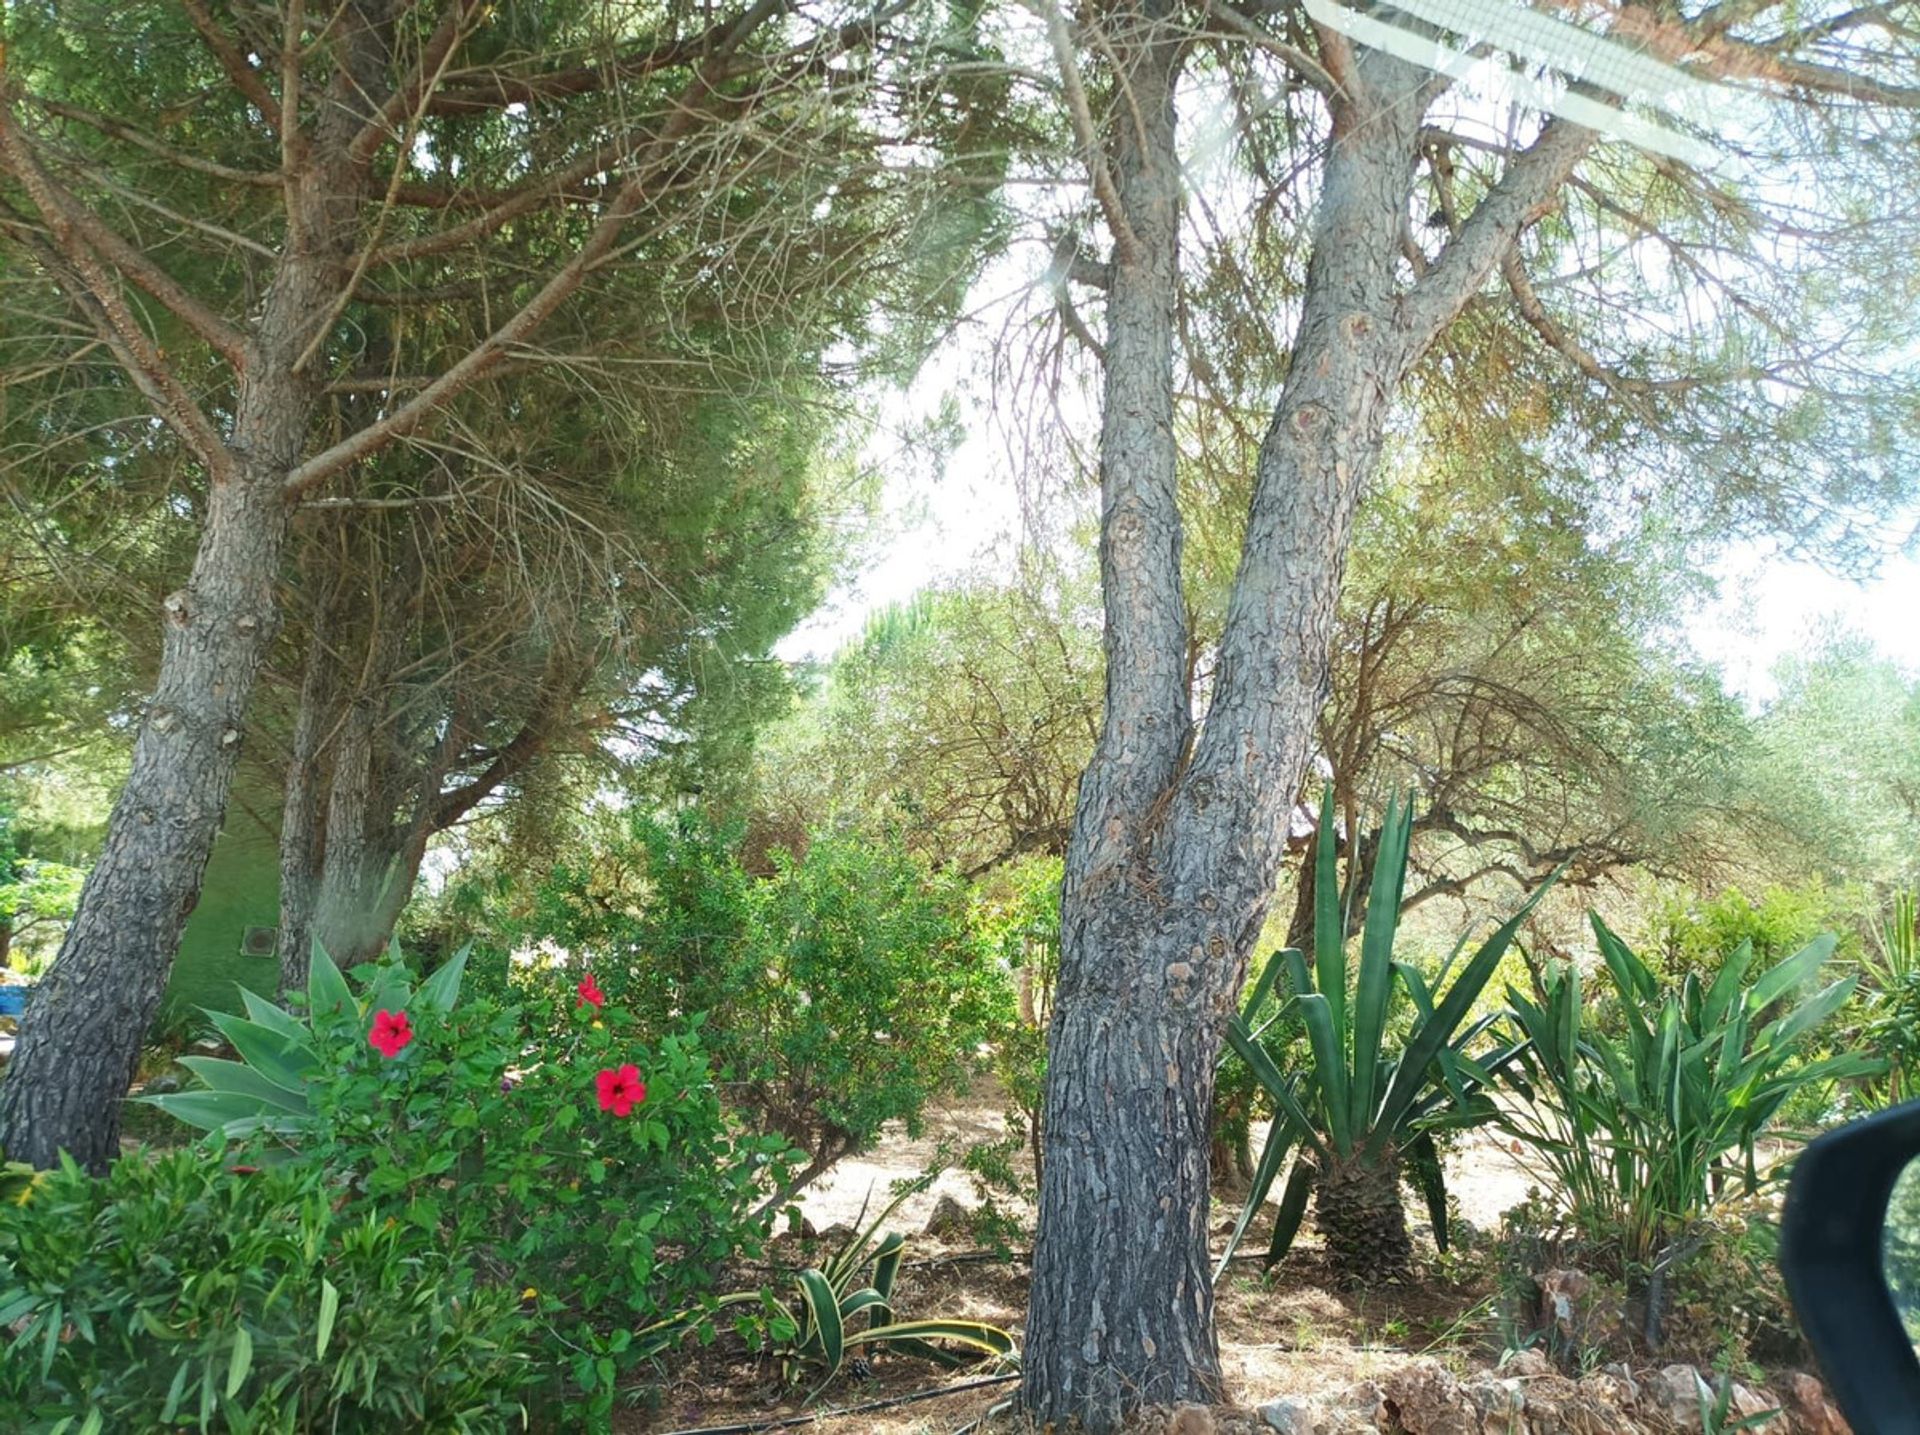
top-left (1652, 881), bottom-right (1862, 982)
top-left (966, 853), bottom-right (1058, 1201)
top-left (146, 943), bottom-right (796, 1424)
top-left (512, 811), bottom-right (1011, 1187)
top-left (0, 1148), bottom-right (533, 1433)
top-left (1499, 917), bottom-right (1876, 1347)
top-left (1221, 790), bottom-right (1551, 1284)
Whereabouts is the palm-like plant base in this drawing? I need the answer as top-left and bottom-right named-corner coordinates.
top-left (1315, 1155), bottom-right (1412, 1286)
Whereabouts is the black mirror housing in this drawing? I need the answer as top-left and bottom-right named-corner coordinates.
top-left (1781, 1097), bottom-right (1920, 1433)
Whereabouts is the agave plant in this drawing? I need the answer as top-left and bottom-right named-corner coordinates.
top-left (1501, 916), bottom-right (1878, 1294)
top-left (664, 1175), bottom-right (1016, 1395)
top-left (140, 941), bottom-right (468, 1143)
top-left (1221, 790), bottom-right (1553, 1285)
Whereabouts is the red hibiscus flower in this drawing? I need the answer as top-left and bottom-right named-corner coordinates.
top-left (368, 1009), bottom-right (413, 1059)
top-left (595, 1063), bottom-right (646, 1117)
top-left (576, 973), bottom-right (606, 1010)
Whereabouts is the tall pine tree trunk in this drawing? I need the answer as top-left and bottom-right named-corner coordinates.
top-left (0, 459), bottom-right (295, 1170)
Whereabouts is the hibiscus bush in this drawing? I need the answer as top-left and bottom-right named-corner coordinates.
top-left (0, 1147), bottom-right (534, 1432)
top-left (146, 948), bottom-right (797, 1426)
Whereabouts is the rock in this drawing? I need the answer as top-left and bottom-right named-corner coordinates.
top-left (1260, 1396), bottom-right (1320, 1435)
top-left (1464, 1375), bottom-right (1528, 1432)
top-left (1523, 1375), bottom-right (1636, 1435)
top-left (922, 1193), bottom-right (969, 1238)
top-left (1382, 1359), bottom-right (1481, 1435)
top-left (142, 1072), bottom-right (183, 1095)
top-left (1538, 1269), bottom-right (1591, 1341)
top-left (1341, 1379), bottom-right (1389, 1431)
top-left (1775, 1372), bottom-right (1848, 1435)
top-left (1502, 1349), bottom-right (1555, 1380)
top-left (1644, 1364), bottom-right (1714, 1432)
top-left (1598, 1364), bottom-right (1640, 1407)
top-left (1726, 1383), bottom-right (1782, 1431)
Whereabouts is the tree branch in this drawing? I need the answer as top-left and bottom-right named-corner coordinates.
top-left (179, 0), bottom-right (282, 130)
top-left (1393, 119), bottom-right (1596, 371)
top-left (284, 0), bottom-right (790, 497)
top-left (0, 107), bottom-right (250, 368)
top-left (0, 198), bottom-right (230, 479)
top-left (31, 99), bottom-right (277, 185)
top-left (1031, 0), bottom-right (1141, 265)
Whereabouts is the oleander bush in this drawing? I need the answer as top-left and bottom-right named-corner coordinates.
top-left (0, 1147), bottom-right (535, 1433)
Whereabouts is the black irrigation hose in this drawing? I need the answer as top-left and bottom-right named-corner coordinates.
top-left (655, 1372), bottom-right (1020, 1435)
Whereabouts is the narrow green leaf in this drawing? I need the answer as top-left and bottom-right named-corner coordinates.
top-left (1264, 1160), bottom-right (1315, 1270)
top-left (203, 1011), bottom-right (315, 1093)
top-left (794, 1269), bottom-right (844, 1374)
top-left (1369, 866), bottom-right (1560, 1153)
top-left (226, 1326), bottom-right (253, 1398)
top-left (316, 1278), bottom-right (339, 1360)
top-left (1214, 1111), bottom-right (1297, 1283)
top-left (1298, 993), bottom-right (1354, 1156)
top-left (176, 1058), bottom-right (309, 1114)
top-left (1350, 795), bottom-right (1411, 1134)
top-left (1748, 932), bottom-right (1838, 1012)
top-left (1312, 785), bottom-right (1345, 1036)
top-left (1226, 1016), bottom-right (1331, 1164)
top-left (848, 1318), bottom-right (1016, 1360)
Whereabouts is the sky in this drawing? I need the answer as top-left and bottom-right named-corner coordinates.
top-left (781, 433), bottom-right (1920, 708)
top-left (777, 311), bottom-right (1920, 707)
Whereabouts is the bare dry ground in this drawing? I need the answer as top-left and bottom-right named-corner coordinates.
top-left (619, 1079), bottom-right (1542, 1434)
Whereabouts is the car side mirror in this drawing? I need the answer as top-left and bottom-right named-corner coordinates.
top-left (1781, 1098), bottom-right (1920, 1433)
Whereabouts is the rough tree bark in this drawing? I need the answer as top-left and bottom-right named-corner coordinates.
top-left (1021, 15), bottom-right (1594, 1422)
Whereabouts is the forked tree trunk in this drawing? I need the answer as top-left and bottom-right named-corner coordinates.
top-left (1021, 20), bottom-right (1595, 1420)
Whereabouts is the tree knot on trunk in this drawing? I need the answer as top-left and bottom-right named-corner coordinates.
top-left (162, 590), bottom-right (190, 627)
top-left (1289, 401), bottom-right (1329, 434)
top-left (1341, 312), bottom-right (1374, 341)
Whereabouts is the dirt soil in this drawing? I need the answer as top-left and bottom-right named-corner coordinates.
top-left (618, 1080), bottom-right (1543, 1434)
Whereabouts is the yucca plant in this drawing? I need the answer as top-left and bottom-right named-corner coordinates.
top-left (1221, 790), bottom-right (1554, 1285)
top-left (1862, 891), bottom-right (1920, 1106)
top-left (139, 940), bottom-right (468, 1144)
top-left (1500, 917), bottom-right (1878, 1287)
top-left (676, 1175), bottom-right (1016, 1396)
